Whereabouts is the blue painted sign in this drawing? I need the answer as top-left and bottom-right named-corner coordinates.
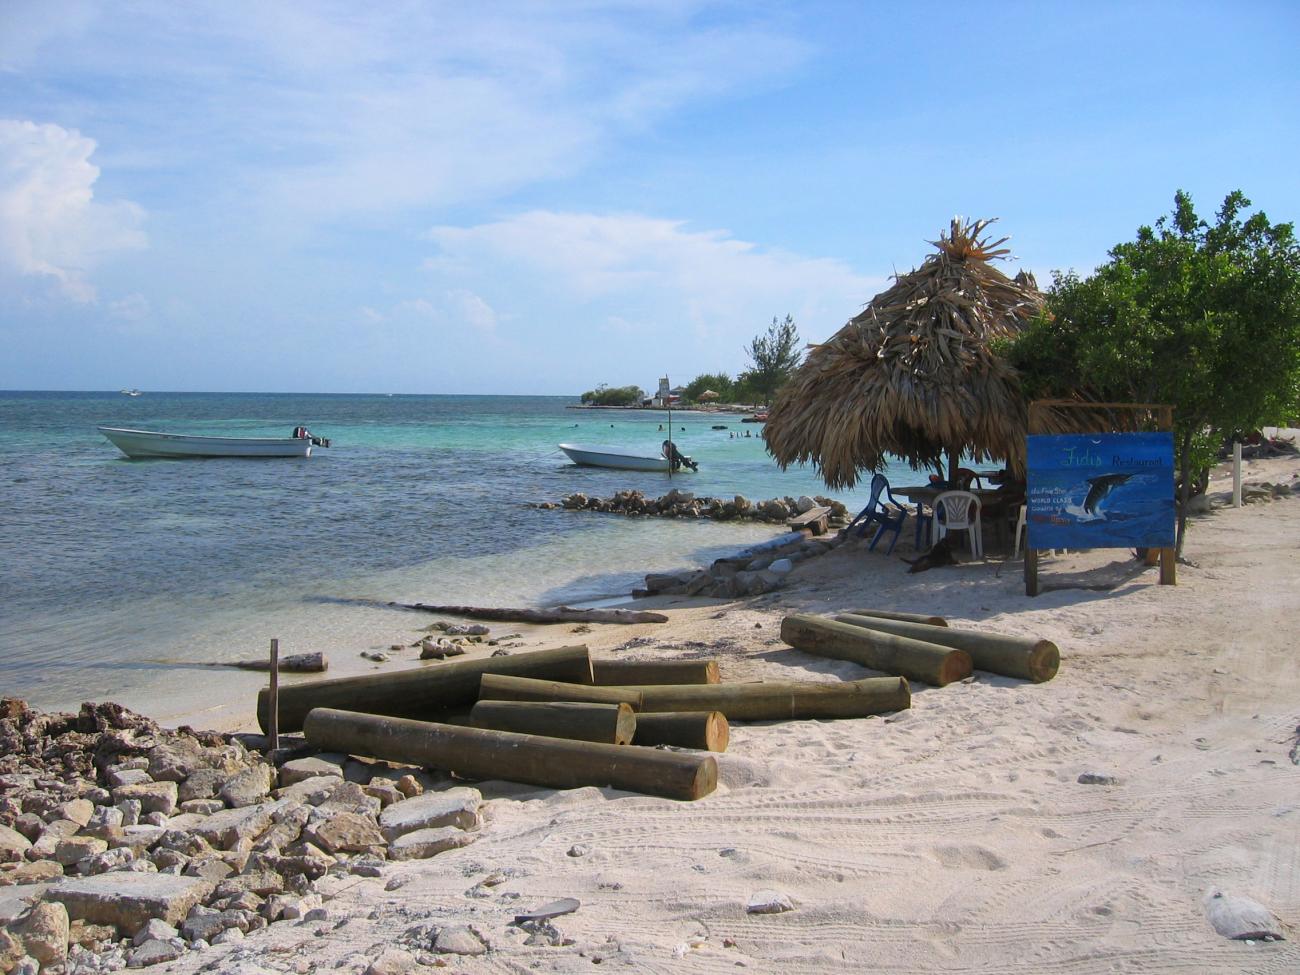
top-left (1026, 433), bottom-right (1175, 549)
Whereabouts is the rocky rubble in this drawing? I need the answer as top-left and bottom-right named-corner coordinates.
top-left (635, 528), bottom-right (848, 600)
top-left (0, 700), bottom-right (483, 973)
top-left (541, 488), bottom-right (850, 525)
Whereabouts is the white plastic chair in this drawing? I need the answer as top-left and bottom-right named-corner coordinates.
top-left (1013, 503), bottom-right (1066, 558)
top-left (932, 490), bottom-right (982, 559)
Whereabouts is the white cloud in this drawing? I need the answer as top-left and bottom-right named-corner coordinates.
top-left (0, 119), bottom-right (146, 302)
top-left (448, 289), bottom-right (498, 334)
top-left (109, 293), bottom-right (150, 321)
top-left (424, 210), bottom-right (882, 344)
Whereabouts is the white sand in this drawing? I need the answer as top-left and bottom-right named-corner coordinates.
top-left (169, 452), bottom-right (1300, 972)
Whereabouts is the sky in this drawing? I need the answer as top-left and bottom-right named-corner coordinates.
top-left (1, 1), bottom-right (1297, 395)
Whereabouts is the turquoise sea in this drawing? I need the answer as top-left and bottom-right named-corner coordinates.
top-left (0, 391), bottom-right (905, 719)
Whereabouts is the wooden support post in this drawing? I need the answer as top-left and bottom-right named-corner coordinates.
top-left (836, 613), bottom-right (1060, 683)
top-left (478, 674), bottom-right (643, 708)
top-left (303, 708), bottom-right (717, 801)
top-left (470, 701), bottom-right (636, 745)
top-left (258, 644), bottom-right (593, 734)
top-left (618, 676), bottom-right (910, 722)
top-left (780, 614), bottom-right (972, 686)
top-left (1232, 439), bottom-right (1242, 508)
top-left (1160, 547), bottom-right (1177, 585)
top-left (632, 711), bottom-right (729, 752)
top-left (591, 659), bottom-right (720, 686)
top-left (1025, 547), bottom-right (1039, 597)
top-left (267, 639), bottom-right (280, 752)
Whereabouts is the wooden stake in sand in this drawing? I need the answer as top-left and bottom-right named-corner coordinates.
top-left (632, 711), bottom-right (729, 752)
top-left (267, 639), bottom-right (280, 752)
top-left (837, 612), bottom-right (1059, 683)
top-left (477, 674), bottom-right (644, 709)
top-left (257, 644), bottom-right (594, 734)
top-left (303, 708), bottom-right (717, 801)
top-left (591, 659), bottom-right (720, 686)
top-left (470, 701), bottom-right (636, 745)
top-left (780, 614), bottom-right (972, 687)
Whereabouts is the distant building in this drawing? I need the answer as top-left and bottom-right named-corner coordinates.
top-left (651, 376), bottom-right (680, 408)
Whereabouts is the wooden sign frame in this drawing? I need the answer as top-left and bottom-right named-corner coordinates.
top-left (1025, 400), bottom-right (1176, 596)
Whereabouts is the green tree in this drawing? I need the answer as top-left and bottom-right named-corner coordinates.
top-left (684, 372), bottom-right (734, 403)
top-left (580, 384), bottom-right (644, 406)
top-left (1006, 190), bottom-right (1300, 555)
top-left (741, 314), bottom-right (802, 407)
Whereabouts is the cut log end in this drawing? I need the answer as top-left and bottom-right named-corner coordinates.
top-left (1028, 641), bottom-right (1060, 683)
top-left (690, 755), bottom-right (719, 800)
top-left (939, 650), bottom-right (975, 685)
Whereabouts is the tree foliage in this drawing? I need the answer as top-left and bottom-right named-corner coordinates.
top-left (684, 372), bottom-right (734, 403)
top-left (580, 384), bottom-right (643, 406)
top-left (741, 315), bottom-right (802, 407)
top-left (1006, 190), bottom-right (1300, 553)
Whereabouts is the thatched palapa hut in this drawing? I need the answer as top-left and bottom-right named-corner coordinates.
top-left (698, 389), bottom-right (720, 402)
top-left (764, 218), bottom-right (1044, 488)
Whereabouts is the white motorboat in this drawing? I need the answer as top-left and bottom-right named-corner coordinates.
top-left (98, 426), bottom-right (329, 459)
top-left (558, 442), bottom-right (696, 472)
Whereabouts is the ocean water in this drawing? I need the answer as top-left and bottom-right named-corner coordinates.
top-left (0, 391), bottom-right (905, 718)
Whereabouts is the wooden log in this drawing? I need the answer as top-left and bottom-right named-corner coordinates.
top-left (257, 644), bottom-right (593, 734)
top-left (780, 614), bottom-right (972, 687)
top-left (477, 674), bottom-right (643, 709)
top-left (591, 659), bottom-right (720, 686)
top-left (393, 603), bottom-right (669, 625)
top-left (632, 711), bottom-right (729, 752)
top-left (844, 608), bottom-right (948, 627)
top-left (303, 708), bottom-right (716, 801)
top-left (836, 613), bottom-right (1059, 683)
top-left (470, 701), bottom-right (636, 745)
top-left (618, 676), bottom-right (910, 721)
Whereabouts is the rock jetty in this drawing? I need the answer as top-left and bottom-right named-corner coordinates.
top-left (540, 489), bottom-right (850, 525)
top-left (0, 700), bottom-right (481, 973)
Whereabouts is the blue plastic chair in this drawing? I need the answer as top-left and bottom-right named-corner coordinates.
top-left (844, 474), bottom-right (909, 554)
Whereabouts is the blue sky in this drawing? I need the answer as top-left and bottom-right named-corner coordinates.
top-left (1, 1), bottom-right (1297, 395)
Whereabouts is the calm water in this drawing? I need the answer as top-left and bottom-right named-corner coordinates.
top-left (0, 391), bottom-right (903, 716)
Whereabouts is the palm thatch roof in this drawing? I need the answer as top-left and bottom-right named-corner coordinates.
top-left (764, 218), bottom-right (1045, 489)
top-left (698, 389), bottom-right (720, 401)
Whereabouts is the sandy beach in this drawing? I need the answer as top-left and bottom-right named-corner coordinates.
top-left (122, 451), bottom-right (1298, 973)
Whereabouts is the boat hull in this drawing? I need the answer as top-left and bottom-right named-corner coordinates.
top-left (558, 443), bottom-right (675, 472)
top-left (98, 427), bottom-right (314, 459)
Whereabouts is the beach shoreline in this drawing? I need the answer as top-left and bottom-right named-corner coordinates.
top-left (11, 449), bottom-right (1299, 972)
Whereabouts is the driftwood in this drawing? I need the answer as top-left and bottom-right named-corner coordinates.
top-left (258, 645), bottom-right (593, 733)
top-left (391, 602), bottom-right (669, 625)
top-left (303, 708), bottom-right (717, 801)
top-left (838, 612), bottom-right (1059, 683)
top-left (591, 659), bottom-right (720, 686)
top-left (780, 614), bottom-right (972, 687)
top-left (470, 701), bottom-right (637, 745)
top-left (632, 711), bottom-right (729, 752)
top-left (226, 652), bottom-right (327, 673)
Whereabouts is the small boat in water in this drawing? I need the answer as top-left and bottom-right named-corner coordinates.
top-left (98, 426), bottom-right (330, 459)
top-left (559, 441), bottom-right (697, 472)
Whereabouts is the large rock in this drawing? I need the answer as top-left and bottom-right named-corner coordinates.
top-left (389, 827), bottom-right (475, 861)
top-left (316, 781), bottom-right (381, 817)
top-left (8, 901), bottom-right (69, 968)
top-left (277, 755), bottom-right (347, 787)
top-left (0, 862), bottom-right (63, 887)
top-left (219, 765), bottom-right (274, 808)
top-left (46, 872), bottom-right (212, 931)
top-left (53, 836), bottom-right (108, 867)
top-left (273, 775), bottom-right (342, 806)
top-left (378, 788), bottom-right (480, 841)
top-left (0, 825), bottom-right (31, 864)
top-left (434, 924), bottom-right (486, 956)
top-left (308, 814), bottom-right (385, 856)
top-left (191, 804), bottom-right (276, 850)
top-left (127, 937), bottom-right (184, 967)
top-left (53, 799), bottom-right (95, 828)
top-left (112, 782), bottom-right (178, 817)
top-left (177, 769), bottom-right (225, 803)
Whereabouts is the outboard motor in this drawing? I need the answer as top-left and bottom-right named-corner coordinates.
top-left (292, 426), bottom-right (331, 448)
top-left (662, 440), bottom-right (698, 472)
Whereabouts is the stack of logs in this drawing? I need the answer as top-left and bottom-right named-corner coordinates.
top-left (260, 612), bottom-right (1058, 804)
